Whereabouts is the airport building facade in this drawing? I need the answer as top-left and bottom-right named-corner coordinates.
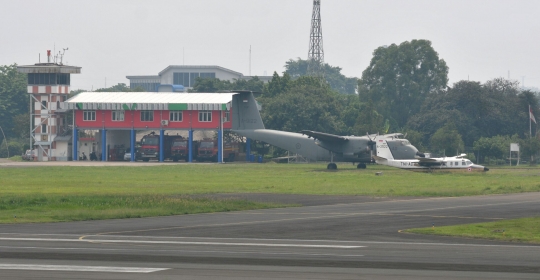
top-left (127, 65), bottom-right (272, 91)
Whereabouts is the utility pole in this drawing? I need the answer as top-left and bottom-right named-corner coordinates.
top-left (307, 0), bottom-right (324, 80)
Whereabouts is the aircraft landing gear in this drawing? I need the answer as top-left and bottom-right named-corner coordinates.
top-left (357, 163), bottom-right (366, 169)
top-left (327, 163), bottom-right (337, 170)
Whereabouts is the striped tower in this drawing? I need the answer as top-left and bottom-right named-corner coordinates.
top-left (17, 51), bottom-right (81, 161)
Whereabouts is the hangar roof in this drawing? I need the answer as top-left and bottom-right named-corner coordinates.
top-left (65, 92), bottom-right (235, 111)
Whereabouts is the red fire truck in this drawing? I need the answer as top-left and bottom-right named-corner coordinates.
top-left (140, 132), bottom-right (176, 162)
top-left (171, 137), bottom-right (199, 162)
top-left (197, 139), bottom-right (238, 162)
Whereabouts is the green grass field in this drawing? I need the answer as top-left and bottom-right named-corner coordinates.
top-left (404, 217), bottom-right (540, 243)
top-left (1, 162), bottom-right (540, 223)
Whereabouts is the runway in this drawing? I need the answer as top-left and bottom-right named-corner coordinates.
top-left (1, 192), bottom-right (539, 279)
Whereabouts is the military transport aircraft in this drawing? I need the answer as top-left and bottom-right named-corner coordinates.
top-left (373, 139), bottom-right (489, 172)
top-left (231, 91), bottom-right (422, 169)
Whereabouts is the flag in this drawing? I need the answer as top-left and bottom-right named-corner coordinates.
top-left (530, 105), bottom-right (537, 124)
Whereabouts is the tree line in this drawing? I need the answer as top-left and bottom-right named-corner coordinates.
top-left (192, 39), bottom-right (540, 164)
top-left (1, 39), bottom-right (539, 162)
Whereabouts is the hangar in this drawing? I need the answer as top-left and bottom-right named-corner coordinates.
top-left (65, 91), bottom-right (236, 163)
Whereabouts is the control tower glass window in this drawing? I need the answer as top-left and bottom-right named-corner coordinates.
top-left (28, 73), bottom-right (70, 85)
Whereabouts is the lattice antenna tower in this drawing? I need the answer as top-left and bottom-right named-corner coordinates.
top-left (307, 0), bottom-right (324, 80)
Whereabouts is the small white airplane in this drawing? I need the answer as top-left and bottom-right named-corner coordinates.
top-left (373, 139), bottom-right (489, 172)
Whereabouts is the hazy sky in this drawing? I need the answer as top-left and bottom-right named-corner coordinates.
top-left (2, 0), bottom-right (539, 91)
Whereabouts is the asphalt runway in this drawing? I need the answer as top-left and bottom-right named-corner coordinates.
top-left (1, 192), bottom-right (540, 279)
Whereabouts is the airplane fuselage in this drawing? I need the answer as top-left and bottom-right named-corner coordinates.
top-left (233, 129), bottom-right (419, 163)
top-left (381, 158), bottom-right (488, 172)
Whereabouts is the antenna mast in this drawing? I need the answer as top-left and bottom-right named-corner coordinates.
top-left (307, 0), bottom-right (324, 80)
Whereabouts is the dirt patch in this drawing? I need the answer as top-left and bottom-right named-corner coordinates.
top-left (193, 193), bottom-right (416, 206)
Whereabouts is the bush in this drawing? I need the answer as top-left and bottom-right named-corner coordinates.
top-left (0, 138), bottom-right (27, 158)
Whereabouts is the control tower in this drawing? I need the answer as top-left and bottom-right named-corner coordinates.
top-left (17, 50), bottom-right (81, 161)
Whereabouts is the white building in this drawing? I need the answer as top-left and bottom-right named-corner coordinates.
top-left (127, 65), bottom-right (272, 92)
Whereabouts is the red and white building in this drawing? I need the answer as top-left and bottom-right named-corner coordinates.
top-left (17, 62), bottom-right (81, 161)
top-left (64, 92), bottom-right (235, 162)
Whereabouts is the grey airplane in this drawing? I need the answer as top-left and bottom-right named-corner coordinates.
top-left (231, 91), bottom-right (422, 169)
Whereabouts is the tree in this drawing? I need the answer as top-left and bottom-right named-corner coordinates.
top-left (284, 58), bottom-right (358, 94)
top-left (0, 64), bottom-right (28, 140)
top-left (12, 113), bottom-right (29, 139)
top-left (520, 137), bottom-right (540, 165)
top-left (473, 135), bottom-right (520, 164)
top-left (352, 99), bottom-right (385, 136)
top-left (260, 76), bottom-right (345, 134)
top-left (265, 72), bottom-right (291, 98)
top-left (403, 129), bottom-right (426, 152)
top-left (429, 122), bottom-right (464, 156)
top-left (358, 40), bottom-right (449, 128)
top-left (191, 78), bottom-right (232, 92)
top-left (191, 77), bottom-right (264, 93)
top-left (407, 78), bottom-right (539, 147)
top-left (338, 94), bottom-right (362, 135)
top-left (95, 83), bottom-right (144, 92)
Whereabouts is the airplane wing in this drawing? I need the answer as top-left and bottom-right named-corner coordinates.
top-left (300, 130), bottom-right (349, 144)
top-left (372, 155), bottom-right (387, 164)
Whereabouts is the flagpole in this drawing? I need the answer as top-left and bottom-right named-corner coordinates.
top-left (530, 105), bottom-right (532, 138)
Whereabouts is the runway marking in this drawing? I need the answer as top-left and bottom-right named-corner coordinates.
top-left (0, 246), bottom-right (364, 257)
top-left (89, 198), bottom-right (540, 236)
top-left (0, 264), bottom-right (168, 273)
top-left (0, 237), bottom-right (363, 249)
top-left (1, 235), bottom-right (539, 249)
top-left (376, 213), bottom-right (505, 220)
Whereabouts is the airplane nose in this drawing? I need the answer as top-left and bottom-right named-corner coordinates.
top-left (484, 167), bottom-right (489, 171)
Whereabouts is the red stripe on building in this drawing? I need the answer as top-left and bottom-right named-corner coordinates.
top-left (32, 86), bottom-right (38, 93)
top-left (46, 86), bottom-right (51, 94)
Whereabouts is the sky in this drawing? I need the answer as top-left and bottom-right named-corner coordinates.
top-left (2, 0), bottom-right (540, 91)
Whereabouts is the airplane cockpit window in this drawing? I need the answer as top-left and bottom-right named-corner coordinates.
top-left (466, 160), bottom-right (472, 165)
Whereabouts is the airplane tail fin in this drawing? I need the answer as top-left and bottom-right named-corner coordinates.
top-left (231, 91), bottom-right (265, 130)
top-left (375, 139), bottom-right (395, 160)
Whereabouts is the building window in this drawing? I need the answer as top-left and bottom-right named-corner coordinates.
top-left (173, 72), bottom-right (215, 87)
top-left (141, 110), bottom-right (154, 122)
top-left (198, 111), bottom-right (212, 122)
top-left (41, 101), bottom-right (47, 109)
top-left (169, 111), bottom-right (183, 122)
top-left (224, 111), bottom-right (230, 122)
top-left (112, 111), bottom-right (125, 121)
top-left (41, 124), bottom-right (47, 133)
top-left (83, 111), bottom-right (96, 121)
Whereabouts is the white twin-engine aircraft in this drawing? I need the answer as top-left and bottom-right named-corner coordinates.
top-left (373, 139), bottom-right (489, 172)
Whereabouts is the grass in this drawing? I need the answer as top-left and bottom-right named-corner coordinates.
top-left (2, 163), bottom-right (540, 197)
top-left (0, 194), bottom-right (289, 224)
top-left (404, 217), bottom-right (540, 244)
top-left (1, 162), bottom-right (540, 223)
